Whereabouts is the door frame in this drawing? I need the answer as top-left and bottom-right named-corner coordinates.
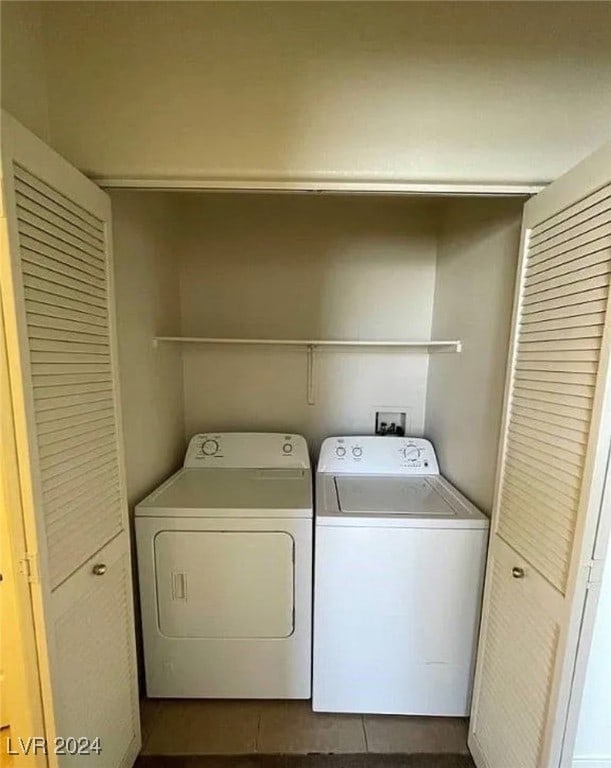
top-left (0, 280), bottom-right (47, 766)
top-left (561, 462), bottom-right (611, 768)
top-left (93, 176), bottom-right (545, 196)
top-left (469, 140), bottom-right (611, 768)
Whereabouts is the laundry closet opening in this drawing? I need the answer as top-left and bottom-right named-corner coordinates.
top-left (106, 187), bottom-right (526, 755)
top-left (111, 190), bottom-right (525, 522)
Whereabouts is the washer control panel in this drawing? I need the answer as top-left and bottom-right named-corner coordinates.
top-left (318, 436), bottom-right (439, 475)
top-left (184, 433), bottom-right (310, 469)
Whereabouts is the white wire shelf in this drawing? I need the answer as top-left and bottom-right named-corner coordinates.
top-left (153, 336), bottom-right (462, 405)
top-left (153, 336), bottom-right (462, 351)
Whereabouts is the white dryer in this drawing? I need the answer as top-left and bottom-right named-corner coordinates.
top-left (136, 433), bottom-right (312, 699)
top-left (313, 436), bottom-right (489, 716)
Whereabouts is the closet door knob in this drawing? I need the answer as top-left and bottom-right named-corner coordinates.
top-left (92, 563), bottom-right (107, 576)
top-left (512, 566), bottom-right (525, 579)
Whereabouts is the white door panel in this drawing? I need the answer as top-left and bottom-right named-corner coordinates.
top-left (1, 112), bottom-right (139, 767)
top-left (52, 533), bottom-right (139, 767)
top-left (472, 537), bottom-right (562, 768)
top-left (155, 530), bottom-right (294, 638)
top-left (470, 142), bottom-right (611, 768)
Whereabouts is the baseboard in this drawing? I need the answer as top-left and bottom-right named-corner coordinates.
top-left (573, 758), bottom-right (611, 768)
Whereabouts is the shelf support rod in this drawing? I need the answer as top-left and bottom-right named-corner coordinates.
top-left (306, 345), bottom-right (316, 406)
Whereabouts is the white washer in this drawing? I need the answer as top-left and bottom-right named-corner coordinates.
top-left (313, 436), bottom-right (489, 716)
top-left (136, 433), bottom-right (312, 699)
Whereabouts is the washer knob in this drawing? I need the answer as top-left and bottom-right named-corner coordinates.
top-left (352, 446), bottom-right (363, 458)
top-left (282, 443), bottom-right (293, 454)
top-left (202, 439), bottom-right (219, 456)
top-left (335, 446), bottom-right (346, 457)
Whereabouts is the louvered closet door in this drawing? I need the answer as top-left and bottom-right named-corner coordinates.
top-left (1, 112), bottom-right (140, 767)
top-left (470, 141), bottom-right (611, 768)
top-left (17, 162), bottom-right (123, 587)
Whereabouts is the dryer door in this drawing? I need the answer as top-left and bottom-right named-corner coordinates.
top-left (155, 529), bottom-right (295, 638)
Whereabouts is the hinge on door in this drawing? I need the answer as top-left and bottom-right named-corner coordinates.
top-left (19, 552), bottom-right (40, 583)
top-left (585, 559), bottom-right (604, 588)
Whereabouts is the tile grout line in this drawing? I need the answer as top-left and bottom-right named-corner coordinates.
top-left (362, 715), bottom-right (369, 753)
top-left (255, 705), bottom-right (263, 753)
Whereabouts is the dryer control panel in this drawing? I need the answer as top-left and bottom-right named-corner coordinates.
top-left (318, 436), bottom-right (439, 475)
top-left (184, 433), bottom-right (310, 469)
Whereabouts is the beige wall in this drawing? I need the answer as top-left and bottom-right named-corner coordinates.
top-left (178, 194), bottom-right (438, 451)
top-left (0, 1), bottom-right (50, 142)
top-left (34, 2), bottom-right (611, 184)
top-left (111, 191), bottom-right (185, 508)
top-left (107, 189), bottom-right (523, 507)
top-left (425, 198), bottom-right (523, 514)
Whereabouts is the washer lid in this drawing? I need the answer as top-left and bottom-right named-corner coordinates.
top-left (136, 467), bottom-right (312, 517)
top-left (335, 476), bottom-right (455, 516)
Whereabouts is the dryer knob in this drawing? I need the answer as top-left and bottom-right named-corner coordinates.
top-left (352, 446), bottom-right (363, 458)
top-left (202, 439), bottom-right (219, 456)
top-left (335, 446), bottom-right (346, 457)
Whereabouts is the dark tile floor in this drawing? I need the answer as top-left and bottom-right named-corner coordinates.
top-left (139, 700), bottom-right (472, 761)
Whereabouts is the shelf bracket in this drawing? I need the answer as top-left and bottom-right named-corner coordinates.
top-left (306, 345), bottom-right (316, 406)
